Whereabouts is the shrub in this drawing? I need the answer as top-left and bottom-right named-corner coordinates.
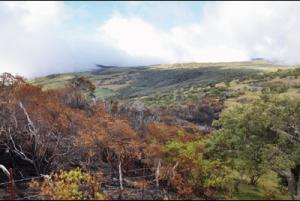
top-left (32, 168), bottom-right (106, 200)
top-left (261, 184), bottom-right (276, 200)
top-left (269, 84), bottom-right (288, 93)
top-left (162, 135), bottom-right (232, 199)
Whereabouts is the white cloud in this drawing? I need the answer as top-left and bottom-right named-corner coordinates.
top-left (98, 16), bottom-right (174, 61)
top-left (98, 2), bottom-right (300, 65)
top-left (0, 2), bottom-right (72, 77)
top-left (1, 1), bottom-right (300, 78)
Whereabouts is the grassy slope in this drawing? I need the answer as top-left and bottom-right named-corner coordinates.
top-left (31, 60), bottom-right (296, 105)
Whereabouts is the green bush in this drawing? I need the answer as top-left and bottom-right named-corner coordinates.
top-left (269, 84), bottom-right (288, 93)
top-left (32, 168), bottom-right (106, 200)
top-left (163, 136), bottom-right (232, 198)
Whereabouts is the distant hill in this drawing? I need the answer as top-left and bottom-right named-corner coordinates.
top-left (30, 60), bottom-right (298, 107)
top-left (95, 64), bottom-right (118, 69)
top-left (251, 57), bottom-right (265, 61)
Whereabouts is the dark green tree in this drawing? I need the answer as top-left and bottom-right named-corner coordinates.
top-left (64, 76), bottom-right (96, 109)
top-left (211, 94), bottom-right (300, 199)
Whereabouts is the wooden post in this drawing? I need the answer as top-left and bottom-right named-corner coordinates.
top-left (9, 168), bottom-right (15, 200)
top-left (172, 161), bottom-right (179, 180)
top-left (118, 160), bottom-right (123, 200)
top-left (118, 161), bottom-right (123, 190)
top-left (142, 165), bottom-right (145, 199)
top-left (155, 159), bottom-right (161, 188)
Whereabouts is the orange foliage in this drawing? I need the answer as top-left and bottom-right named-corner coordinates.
top-left (0, 73), bottom-right (214, 199)
top-left (0, 73), bottom-right (144, 175)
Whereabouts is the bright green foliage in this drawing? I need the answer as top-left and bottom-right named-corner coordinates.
top-left (33, 168), bottom-right (106, 200)
top-left (211, 94), bottom-right (300, 199)
top-left (231, 171), bottom-right (291, 200)
top-left (163, 136), bottom-right (232, 198)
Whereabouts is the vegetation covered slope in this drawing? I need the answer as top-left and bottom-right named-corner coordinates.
top-left (1, 60), bottom-right (300, 200)
top-left (31, 60), bottom-right (296, 107)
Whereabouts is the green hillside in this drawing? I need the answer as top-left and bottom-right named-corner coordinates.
top-left (31, 60), bottom-right (298, 108)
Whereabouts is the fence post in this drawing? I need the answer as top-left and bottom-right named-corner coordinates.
top-left (118, 160), bottom-right (123, 200)
top-left (155, 159), bottom-right (161, 188)
top-left (142, 165), bottom-right (145, 200)
top-left (9, 168), bottom-right (15, 200)
top-left (118, 161), bottom-right (123, 190)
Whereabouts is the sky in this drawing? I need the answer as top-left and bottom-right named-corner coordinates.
top-left (1, 1), bottom-right (300, 78)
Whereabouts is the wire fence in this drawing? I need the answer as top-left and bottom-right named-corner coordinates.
top-left (0, 166), bottom-right (189, 200)
top-left (15, 194), bottom-right (41, 201)
top-left (0, 175), bottom-right (45, 187)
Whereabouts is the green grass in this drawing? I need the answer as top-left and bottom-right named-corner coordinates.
top-left (94, 88), bottom-right (115, 98)
top-left (30, 60), bottom-right (297, 107)
top-left (30, 74), bottom-right (75, 89)
top-left (233, 184), bottom-right (263, 200)
top-left (231, 172), bottom-right (292, 200)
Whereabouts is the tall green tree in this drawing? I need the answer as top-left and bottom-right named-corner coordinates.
top-left (211, 94), bottom-right (300, 199)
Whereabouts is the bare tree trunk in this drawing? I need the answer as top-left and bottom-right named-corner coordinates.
top-left (234, 179), bottom-right (241, 192)
top-left (172, 161), bottom-right (179, 180)
top-left (250, 174), bottom-right (260, 185)
top-left (286, 168), bottom-right (300, 200)
top-left (296, 171), bottom-right (300, 200)
top-left (19, 102), bottom-right (40, 175)
top-left (287, 171), bottom-right (296, 199)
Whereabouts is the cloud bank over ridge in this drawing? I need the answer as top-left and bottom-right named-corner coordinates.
top-left (0, 1), bottom-right (300, 77)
